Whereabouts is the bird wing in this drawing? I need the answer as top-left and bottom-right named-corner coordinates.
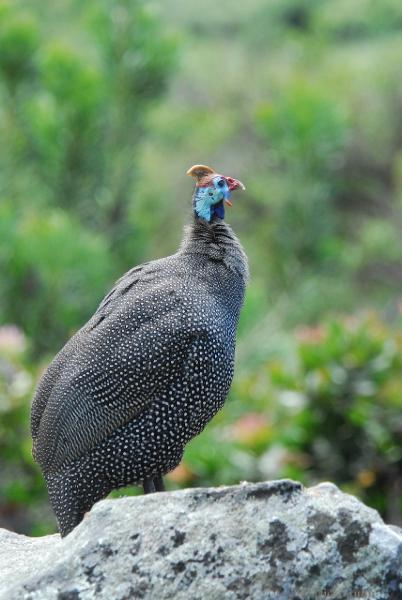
top-left (33, 260), bottom-right (212, 474)
top-left (31, 263), bottom-right (146, 442)
top-left (31, 338), bottom-right (76, 440)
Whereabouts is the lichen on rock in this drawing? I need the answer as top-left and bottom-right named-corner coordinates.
top-left (0, 480), bottom-right (401, 600)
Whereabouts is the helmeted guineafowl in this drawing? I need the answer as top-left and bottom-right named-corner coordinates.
top-left (31, 164), bottom-right (248, 536)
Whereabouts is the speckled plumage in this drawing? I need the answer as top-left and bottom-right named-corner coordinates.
top-left (31, 175), bottom-right (248, 537)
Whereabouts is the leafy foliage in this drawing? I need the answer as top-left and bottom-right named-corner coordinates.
top-left (0, 0), bottom-right (176, 353)
top-left (0, 327), bottom-right (53, 534)
top-left (268, 312), bottom-right (402, 521)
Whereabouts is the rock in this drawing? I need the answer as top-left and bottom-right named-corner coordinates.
top-left (0, 480), bottom-right (401, 600)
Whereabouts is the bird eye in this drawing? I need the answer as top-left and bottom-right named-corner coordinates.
top-left (217, 179), bottom-right (225, 188)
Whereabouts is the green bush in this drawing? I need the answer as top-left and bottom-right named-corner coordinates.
top-left (273, 312), bottom-right (402, 522)
top-left (0, 326), bottom-right (52, 535)
top-left (0, 0), bottom-right (176, 355)
top-left (0, 201), bottom-right (114, 354)
top-left (315, 0), bottom-right (402, 39)
top-left (254, 83), bottom-right (349, 291)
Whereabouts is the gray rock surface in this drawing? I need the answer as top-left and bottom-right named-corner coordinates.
top-left (0, 480), bottom-right (401, 600)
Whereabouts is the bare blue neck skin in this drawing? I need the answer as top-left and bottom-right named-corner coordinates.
top-left (193, 177), bottom-right (231, 222)
top-left (193, 190), bottom-right (224, 221)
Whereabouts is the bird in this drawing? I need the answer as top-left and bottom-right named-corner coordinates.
top-left (31, 164), bottom-right (248, 537)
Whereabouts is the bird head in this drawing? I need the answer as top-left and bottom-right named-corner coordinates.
top-left (187, 164), bottom-right (245, 222)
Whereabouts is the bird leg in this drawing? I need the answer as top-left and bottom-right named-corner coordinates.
top-left (153, 474), bottom-right (165, 492)
top-left (143, 475), bottom-right (165, 494)
top-left (143, 477), bottom-right (156, 494)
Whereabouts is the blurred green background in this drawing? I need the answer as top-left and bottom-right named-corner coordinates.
top-left (1, 0), bottom-right (402, 535)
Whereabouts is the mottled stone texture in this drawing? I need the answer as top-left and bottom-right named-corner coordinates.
top-left (0, 480), bottom-right (401, 600)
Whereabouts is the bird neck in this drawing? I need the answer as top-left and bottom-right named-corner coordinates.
top-left (179, 215), bottom-right (249, 280)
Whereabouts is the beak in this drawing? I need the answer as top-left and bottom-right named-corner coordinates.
top-left (223, 175), bottom-right (245, 207)
top-left (226, 176), bottom-right (246, 192)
